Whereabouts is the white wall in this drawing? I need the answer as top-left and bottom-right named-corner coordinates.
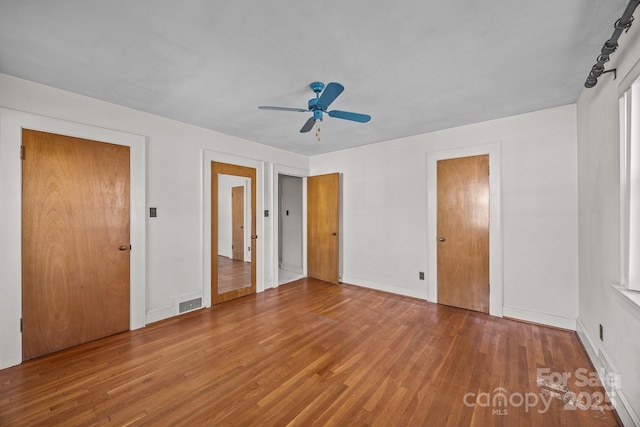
top-left (0, 74), bottom-right (308, 369)
top-left (310, 104), bottom-right (579, 328)
top-left (576, 23), bottom-right (640, 425)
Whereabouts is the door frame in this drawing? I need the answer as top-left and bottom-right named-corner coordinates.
top-left (0, 108), bottom-right (146, 369)
top-left (271, 164), bottom-right (310, 288)
top-left (203, 151), bottom-right (264, 306)
top-left (426, 143), bottom-right (503, 317)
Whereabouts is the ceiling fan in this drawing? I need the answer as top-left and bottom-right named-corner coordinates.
top-left (258, 82), bottom-right (371, 134)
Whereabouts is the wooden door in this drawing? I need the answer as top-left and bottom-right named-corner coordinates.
top-left (437, 155), bottom-right (489, 313)
top-left (232, 186), bottom-right (245, 261)
top-left (307, 173), bottom-right (340, 284)
top-left (22, 129), bottom-right (130, 360)
top-left (212, 162), bottom-right (256, 304)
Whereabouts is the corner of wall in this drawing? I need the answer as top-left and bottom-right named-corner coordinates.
top-left (576, 319), bottom-right (640, 427)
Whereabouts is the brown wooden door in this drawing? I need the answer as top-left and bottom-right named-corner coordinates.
top-left (212, 162), bottom-right (256, 304)
top-left (22, 129), bottom-right (130, 360)
top-left (232, 186), bottom-right (244, 261)
top-left (307, 173), bottom-right (340, 284)
top-left (437, 155), bottom-right (489, 313)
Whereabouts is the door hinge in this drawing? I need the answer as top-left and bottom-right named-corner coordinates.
top-left (20, 145), bottom-right (25, 160)
top-left (488, 165), bottom-right (490, 175)
top-left (20, 318), bottom-right (23, 333)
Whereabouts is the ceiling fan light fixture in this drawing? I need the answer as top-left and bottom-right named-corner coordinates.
top-left (257, 81), bottom-right (371, 138)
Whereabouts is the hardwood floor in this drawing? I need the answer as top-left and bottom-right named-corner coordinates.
top-left (217, 255), bottom-right (252, 294)
top-left (0, 279), bottom-right (620, 426)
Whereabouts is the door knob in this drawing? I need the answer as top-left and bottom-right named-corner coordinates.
top-left (119, 245), bottom-right (128, 251)
top-left (438, 237), bottom-right (445, 242)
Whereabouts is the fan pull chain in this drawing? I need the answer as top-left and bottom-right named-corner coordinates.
top-left (316, 124), bottom-right (320, 142)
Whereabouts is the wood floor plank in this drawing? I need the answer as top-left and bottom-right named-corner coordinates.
top-left (0, 278), bottom-right (621, 426)
top-left (217, 255), bottom-right (252, 294)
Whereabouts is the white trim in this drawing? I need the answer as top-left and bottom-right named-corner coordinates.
top-left (426, 143), bottom-right (503, 317)
top-left (620, 78), bottom-right (640, 292)
top-left (271, 164), bottom-right (309, 288)
top-left (618, 54), bottom-right (640, 97)
top-left (577, 319), bottom-right (640, 427)
top-left (621, 91), bottom-right (631, 288)
top-left (145, 292), bottom-right (204, 324)
top-left (503, 305), bottom-right (576, 330)
top-left (145, 304), bottom-right (174, 324)
top-left (202, 150), bottom-right (265, 307)
top-left (629, 80), bottom-right (640, 291)
top-left (610, 282), bottom-right (640, 323)
top-left (0, 108), bottom-right (146, 370)
top-left (244, 179), bottom-right (251, 262)
top-left (341, 277), bottom-right (429, 300)
top-left (576, 319), bottom-right (600, 363)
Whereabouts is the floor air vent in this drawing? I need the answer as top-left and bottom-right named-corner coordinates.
top-left (179, 298), bottom-right (202, 313)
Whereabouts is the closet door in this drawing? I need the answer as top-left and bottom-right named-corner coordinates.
top-left (22, 129), bottom-right (130, 360)
top-left (307, 173), bottom-right (340, 284)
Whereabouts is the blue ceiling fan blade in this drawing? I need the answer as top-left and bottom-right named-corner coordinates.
top-left (316, 82), bottom-right (344, 109)
top-left (258, 106), bottom-right (308, 112)
top-left (328, 110), bottom-right (371, 123)
top-left (300, 117), bottom-right (316, 133)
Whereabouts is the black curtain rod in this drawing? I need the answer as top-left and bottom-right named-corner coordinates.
top-left (585, 0), bottom-right (640, 88)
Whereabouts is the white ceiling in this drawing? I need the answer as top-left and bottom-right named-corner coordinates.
top-left (0, 1), bottom-right (628, 155)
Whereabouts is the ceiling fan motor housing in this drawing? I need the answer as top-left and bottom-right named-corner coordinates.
top-left (308, 98), bottom-right (320, 109)
top-left (310, 81), bottom-right (325, 93)
top-left (309, 81), bottom-right (329, 118)
top-left (307, 98), bottom-right (324, 121)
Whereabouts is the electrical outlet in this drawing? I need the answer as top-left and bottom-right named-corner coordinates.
top-left (599, 324), bottom-right (603, 341)
top-left (419, 272), bottom-right (425, 280)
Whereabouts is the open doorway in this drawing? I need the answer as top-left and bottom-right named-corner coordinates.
top-left (278, 174), bottom-right (304, 285)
